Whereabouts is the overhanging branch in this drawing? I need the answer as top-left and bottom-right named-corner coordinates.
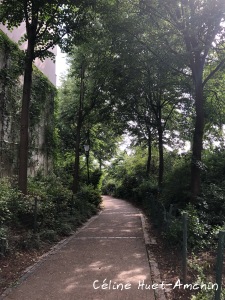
top-left (203, 58), bottom-right (225, 87)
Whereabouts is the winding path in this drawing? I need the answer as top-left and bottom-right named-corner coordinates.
top-left (1, 196), bottom-right (156, 300)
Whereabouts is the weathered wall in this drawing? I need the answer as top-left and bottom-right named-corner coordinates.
top-left (0, 30), bottom-right (56, 178)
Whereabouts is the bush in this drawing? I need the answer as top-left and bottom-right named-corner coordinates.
top-left (89, 169), bottom-right (103, 190)
top-left (56, 223), bottom-right (73, 236)
top-left (143, 194), bottom-right (166, 228)
top-left (198, 183), bottom-right (225, 226)
top-left (162, 155), bottom-right (191, 209)
top-left (17, 232), bottom-right (40, 250)
top-left (40, 230), bottom-right (58, 243)
top-left (25, 173), bottom-right (73, 230)
top-left (102, 180), bottom-right (117, 196)
top-left (189, 256), bottom-right (225, 300)
top-left (133, 179), bottom-right (158, 204)
top-left (75, 185), bottom-right (102, 208)
top-left (0, 171), bottom-right (103, 255)
top-left (161, 203), bottom-right (221, 250)
top-left (113, 174), bottom-right (140, 200)
top-left (0, 178), bottom-right (21, 225)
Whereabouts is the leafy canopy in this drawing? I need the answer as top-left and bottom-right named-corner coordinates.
top-left (0, 0), bottom-right (82, 60)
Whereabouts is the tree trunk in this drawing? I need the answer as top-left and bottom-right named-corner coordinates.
top-left (0, 87), bottom-right (5, 177)
top-left (158, 124), bottom-right (164, 189)
top-left (72, 110), bottom-right (83, 194)
top-left (146, 128), bottom-right (152, 177)
top-left (72, 62), bottom-right (85, 194)
top-left (18, 39), bottom-right (35, 194)
top-left (191, 74), bottom-right (204, 200)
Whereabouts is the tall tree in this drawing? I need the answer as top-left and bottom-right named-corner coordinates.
top-left (0, 0), bottom-right (82, 194)
top-left (59, 20), bottom-right (119, 192)
top-left (101, 5), bottom-right (185, 187)
top-left (146, 0), bottom-right (225, 199)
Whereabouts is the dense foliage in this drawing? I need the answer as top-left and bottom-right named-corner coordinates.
top-left (1, 0), bottom-right (225, 273)
top-left (102, 146), bottom-right (225, 250)
top-left (0, 29), bottom-right (103, 254)
top-left (0, 174), bottom-right (102, 253)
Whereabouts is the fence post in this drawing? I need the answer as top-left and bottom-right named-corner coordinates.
top-left (182, 212), bottom-right (188, 284)
top-left (215, 230), bottom-right (225, 300)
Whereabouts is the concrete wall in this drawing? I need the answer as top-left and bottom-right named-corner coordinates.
top-left (0, 29), bottom-right (55, 178)
top-left (0, 24), bottom-right (57, 86)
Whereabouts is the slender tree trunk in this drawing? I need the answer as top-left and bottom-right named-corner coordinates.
top-left (146, 128), bottom-right (152, 177)
top-left (191, 72), bottom-right (204, 200)
top-left (0, 87), bottom-right (5, 177)
top-left (18, 38), bottom-right (35, 194)
top-left (72, 62), bottom-right (85, 194)
top-left (72, 110), bottom-right (83, 194)
top-left (157, 106), bottom-right (164, 189)
top-left (158, 124), bottom-right (164, 189)
top-left (0, 54), bottom-right (7, 177)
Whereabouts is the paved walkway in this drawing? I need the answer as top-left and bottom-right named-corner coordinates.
top-left (1, 196), bottom-right (156, 300)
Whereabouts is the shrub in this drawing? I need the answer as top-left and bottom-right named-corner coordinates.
top-left (17, 232), bottom-right (40, 250)
top-left (189, 256), bottom-right (225, 300)
top-left (133, 179), bottom-right (158, 204)
top-left (71, 198), bottom-right (93, 220)
top-left (102, 180), bottom-right (117, 196)
top-left (113, 174), bottom-right (139, 200)
top-left (89, 169), bottom-right (103, 190)
top-left (0, 172), bottom-right (102, 253)
top-left (198, 183), bottom-right (225, 226)
top-left (26, 173), bottom-right (73, 230)
top-left (162, 204), bottom-right (220, 250)
top-left (162, 217), bottom-right (183, 246)
top-left (0, 178), bottom-right (21, 225)
top-left (67, 212), bottom-right (85, 227)
top-left (40, 230), bottom-right (58, 243)
top-left (75, 185), bottom-right (102, 208)
top-left (184, 204), bottom-right (208, 250)
top-left (161, 155), bottom-right (191, 209)
top-left (56, 223), bottom-right (73, 236)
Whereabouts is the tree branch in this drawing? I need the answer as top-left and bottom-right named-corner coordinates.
top-left (203, 58), bottom-right (225, 87)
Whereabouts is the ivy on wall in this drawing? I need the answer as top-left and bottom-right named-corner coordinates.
top-left (29, 66), bottom-right (57, 171)
top-left (0, 30), bottom-right (24, 83)
top-left (0, 29), bottom-right (57, 177)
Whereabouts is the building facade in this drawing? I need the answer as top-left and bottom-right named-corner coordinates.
top-left (0, 24), bottom-right (57, 86)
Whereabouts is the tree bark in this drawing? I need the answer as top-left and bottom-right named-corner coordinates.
top-left (18, 37), bottom-right (35, 194)
top-left (157, 106), bottom-right (164, 189)
top-left (158, 124), bottom-right (164, 189)
top-left (146, 128), bottom-right (152, 177)
top-left (190, 70), bottom-right (204, 200)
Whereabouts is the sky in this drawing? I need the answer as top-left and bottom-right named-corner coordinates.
top-left (55, 46), bottom-right (69, 87)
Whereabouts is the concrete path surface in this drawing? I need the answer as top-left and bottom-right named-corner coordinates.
top-left (1, 196), bottom-right (156, 300)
